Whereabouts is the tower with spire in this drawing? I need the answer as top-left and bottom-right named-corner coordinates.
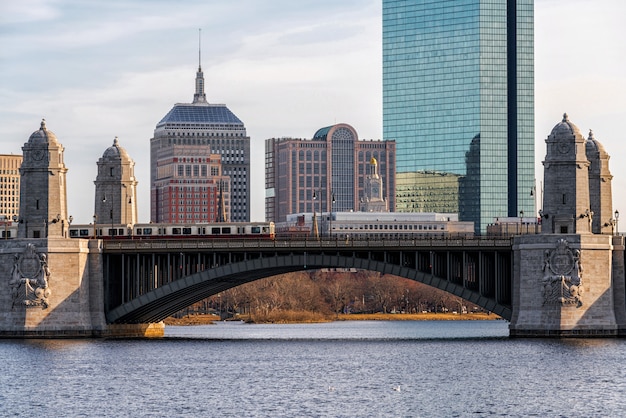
top-left (150, 30), bottom-right (249, 223)
top-left (360, 157), bottom-right (388, 212)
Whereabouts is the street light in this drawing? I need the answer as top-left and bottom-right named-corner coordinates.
top-left (615, 210), bottom-right (620, 235)
top-left (330, 192), bottom-right (336, 239)
top-left (519, 210), bottom-right (524, 234)
top-left (312, 189), bottom-right (319, 240)
top-left (93, 214), bottom-right (98, 239)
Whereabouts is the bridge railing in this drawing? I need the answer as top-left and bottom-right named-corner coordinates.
top-left (102, 237), bottom-right (513, 251)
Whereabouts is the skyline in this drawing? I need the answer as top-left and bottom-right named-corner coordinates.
top-left (1, 0), bottom-right (625, 225)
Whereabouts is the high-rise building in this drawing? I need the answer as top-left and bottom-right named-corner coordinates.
top-left (150, 59), bottom-right (249, 223)
top-left (0, 154), bottom-right (22, 229)
top-left (265, 123), bottom-right (395, 222)
top-left (383, 0), bottom-right (535, 233)
top-left (94, 137), bottom-right (138, 230)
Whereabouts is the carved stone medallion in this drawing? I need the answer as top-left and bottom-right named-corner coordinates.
top-left (541, 239), bottom-right (583, 307)
top-left (8, 244), bottom-right (52, 309)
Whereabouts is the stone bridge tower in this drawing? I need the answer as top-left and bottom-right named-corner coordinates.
top-left (17, 119), bottom-right (69, 238)
top-left (1, 121), bottom-right (160, 338)
top-left (94, 137), bottom-right (138, 229)
top-left (510, 114), bottom-right (626, 337)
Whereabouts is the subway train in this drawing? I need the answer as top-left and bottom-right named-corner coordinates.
top-left (68, 221), bottom-right (275, 240)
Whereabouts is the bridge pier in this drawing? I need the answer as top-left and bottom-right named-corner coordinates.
top-left (0, 238), bottom-right (163, 338)
top-left (510, 234), bottom-right (626, 337)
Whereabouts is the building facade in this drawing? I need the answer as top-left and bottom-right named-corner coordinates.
top-left (94, 137), bottom-right (138, 230)
top-left (277, 211), bottom-right (473, 239)
top-left (265, 123), bottom-right (395, 222)
top-left (150, 62), bottom-right (249, 223)
top-left (360, 157), bottom-right (389, 212)
top-left (0, 154), bottom-right (22, 232)
top-left (383, 0), bottom-right (535, 233)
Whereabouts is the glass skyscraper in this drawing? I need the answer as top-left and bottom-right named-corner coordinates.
top-left (383, 0), bottom-right (534, 233)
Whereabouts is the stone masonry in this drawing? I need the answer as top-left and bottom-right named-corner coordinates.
top-left (510, 114), bottom-right (626, 336)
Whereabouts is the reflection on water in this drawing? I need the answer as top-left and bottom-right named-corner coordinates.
top-left (1, 321), bottom-right (625, 417)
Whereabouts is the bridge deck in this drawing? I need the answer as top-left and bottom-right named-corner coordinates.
top-left (102, 238), bottom-right (514, 324)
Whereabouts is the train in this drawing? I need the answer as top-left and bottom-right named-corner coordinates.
top-left (68, 221), bottom-right (275, 239)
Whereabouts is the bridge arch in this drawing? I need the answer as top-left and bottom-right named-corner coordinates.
top-left (106, 253), bottom-right (512, 324)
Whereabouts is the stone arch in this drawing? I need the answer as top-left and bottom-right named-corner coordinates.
top-left (106, 254), bottom-right (512, 324)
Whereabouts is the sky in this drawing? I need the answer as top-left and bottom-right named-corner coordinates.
top-left (1, 0), bottom-right (625, 227)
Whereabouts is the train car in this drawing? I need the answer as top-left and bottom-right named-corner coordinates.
top-left (69, 223), bottom-right (131, 239)
top-left (69, 222), bottom-right (275, 240)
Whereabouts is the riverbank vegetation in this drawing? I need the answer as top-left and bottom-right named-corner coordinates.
top-left (167, 271), bottom-right (498, 324)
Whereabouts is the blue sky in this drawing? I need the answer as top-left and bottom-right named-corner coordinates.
top-left (1, 0), bottom-right (625, 225)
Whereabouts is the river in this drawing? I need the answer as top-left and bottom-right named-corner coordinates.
top-left (1, 320), bottom-right (625, 417)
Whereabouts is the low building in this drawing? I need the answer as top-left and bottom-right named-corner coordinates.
top-left (277, 211), bottom-right (474, 239)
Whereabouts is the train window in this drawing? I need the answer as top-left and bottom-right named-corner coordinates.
top-left (79, 229), bottom-right (89, 236)
top-left (221, 227), bottom-right (231, 234)
top-left (182, 228), bottom-right (192, 235)
top-left (70, 230), bottom-right (79, 237)
top-left (199, 227), bottom-right (205, 235)
top-left (251, 226), bottom-right (260, 234)
top-left (143, 228), bottom-right (153, 235)
top-left (118, 228), bottom-right (124, 236)
top-left (2, 230), bottom-right (10, 238)
top-left (172, 228), bottom-right (181, 235)
top-left (211, 227), bottom-right (220, 234)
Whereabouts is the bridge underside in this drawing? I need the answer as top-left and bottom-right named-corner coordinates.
top-left (103, 242), bottom-right (513, 323)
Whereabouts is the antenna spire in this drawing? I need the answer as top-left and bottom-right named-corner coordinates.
top-left (193, 28), bottom-right (207, 104)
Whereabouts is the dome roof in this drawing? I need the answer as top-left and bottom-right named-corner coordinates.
top-left (102, 137), bottom-right (131, 161)
top-left (549, 113), bottom-right (584, 138)
top-left (585, 129), bottom-right (609, 158)
top-left (28, 119), bottom-right (60, 145)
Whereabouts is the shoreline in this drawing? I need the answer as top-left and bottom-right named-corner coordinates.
top-left (164, 312), bottom-right (499, 326)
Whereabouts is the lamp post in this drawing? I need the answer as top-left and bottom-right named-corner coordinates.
top-left (330, 192), bottom-right (336, 239)
top-left (312, 189), bottom-right (319, 240)
top-left (93, 214), bottom-right (98, 239)
top-left (519, 210), bottom-right (524, 234)
top-left (615, 210), bottom-right (620, 235)
top-left (2, 215), bottom-right (7, 239)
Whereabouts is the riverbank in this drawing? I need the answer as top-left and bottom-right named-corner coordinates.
top-left (164, 311), bottom-right (499, 325)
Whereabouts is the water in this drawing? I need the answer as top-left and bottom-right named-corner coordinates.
top-left (1, 321), bottom-right (625, 417)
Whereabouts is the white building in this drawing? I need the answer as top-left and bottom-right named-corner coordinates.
top-left (278, 211), bottom-right (474, 239)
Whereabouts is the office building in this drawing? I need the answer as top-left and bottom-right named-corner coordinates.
top-left (383, 0), bottom-right (535, 233)
top-left (0, 154), bottom-right (22, 228)
top-left (150, 60), bottom-right (249, 222)
top-left (265, 123), bottom-right (395, 222)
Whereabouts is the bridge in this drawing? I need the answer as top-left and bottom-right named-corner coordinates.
top-left (102, 237), bottom-right (514, 324)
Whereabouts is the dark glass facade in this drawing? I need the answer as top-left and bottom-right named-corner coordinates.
top-left (383, 0), bottom-right (534, 233)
